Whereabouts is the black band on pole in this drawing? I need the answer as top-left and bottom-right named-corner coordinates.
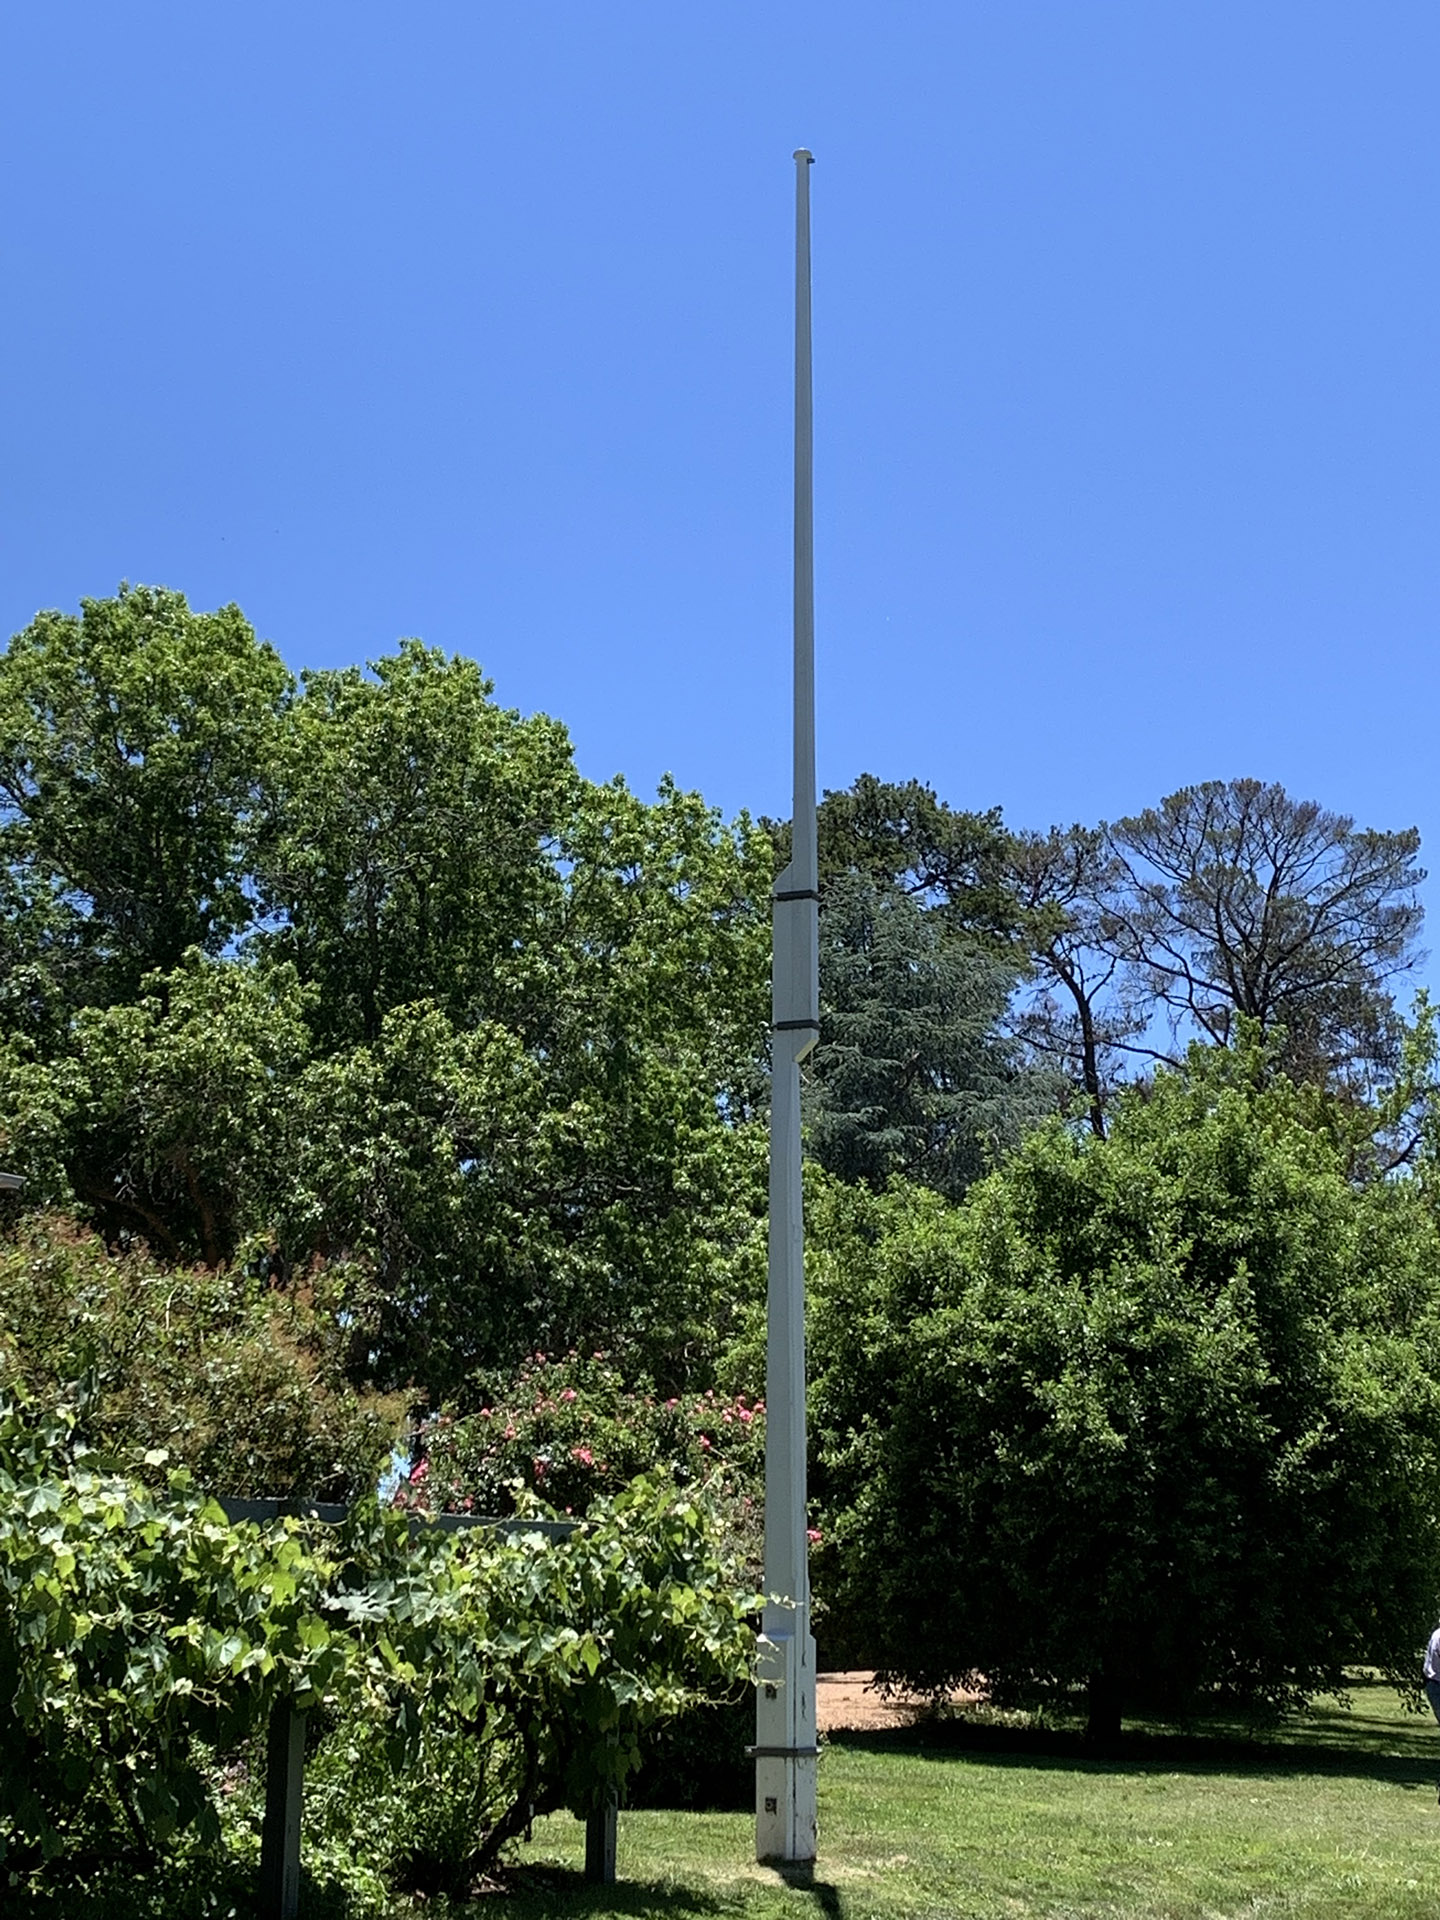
top-left (746, 1745), bottom-right (822, 1759)
top-left (773, 888), bottom-right (820, 902)
top-left (774, 1019), bottom-right (821, 1032)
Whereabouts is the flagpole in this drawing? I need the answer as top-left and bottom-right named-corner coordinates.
top-left (754, 146), bottom-right (819, 1868)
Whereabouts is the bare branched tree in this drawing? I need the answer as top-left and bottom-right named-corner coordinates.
top-left (1107, 779), bottom-right (1424, 1095)
top-left (1011, 781), bottom-right (1426, 1135)
top-left (1007, 826), bottom-right (1145, 1137)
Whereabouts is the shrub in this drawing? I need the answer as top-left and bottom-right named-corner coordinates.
top-left (0, 1392), bottom-right (347, 1887)
top-left (408, 1348), bottom-right (764, 1527)
top-left (0, 1212), bottom-right (403, 1498)
top-left (814, 1050), bottom-right (1440, 1740)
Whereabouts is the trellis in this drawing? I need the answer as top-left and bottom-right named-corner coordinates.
top-left (220, 1497), bottom-right (616, 1920)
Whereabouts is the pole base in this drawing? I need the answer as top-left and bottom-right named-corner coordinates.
top-left (754, 1624), bottom-right (818, 1863)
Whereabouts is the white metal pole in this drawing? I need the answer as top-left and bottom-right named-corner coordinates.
top-left (755, 146), bottom-right (819, 1868)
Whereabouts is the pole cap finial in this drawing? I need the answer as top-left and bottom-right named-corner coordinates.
top-left (793, 148), bottom-right (814, 163)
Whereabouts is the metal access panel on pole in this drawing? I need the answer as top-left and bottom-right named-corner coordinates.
top-left (754, 146), bottom-right (819, 1867)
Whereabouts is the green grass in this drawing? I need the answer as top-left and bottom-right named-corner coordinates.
top-left (492, 1679), bottom-right (1440, 1919)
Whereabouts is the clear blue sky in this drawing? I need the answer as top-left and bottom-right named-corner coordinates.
top-left (3, 5), bottom-right (1437, 977)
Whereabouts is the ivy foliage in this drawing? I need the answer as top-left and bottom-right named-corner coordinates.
top-left (0, 1389), bottom-right (755, 1902)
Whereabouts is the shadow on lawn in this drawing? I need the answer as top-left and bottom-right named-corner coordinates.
top-left (773, 1862), bottom-right (845, 1920)
top-left (496, 1861), bottom-right (846, 1919)
top-left (824, 1677), bottom-right (1440, 1793)
top-left (494, 1866), bottom-right (734, 1917)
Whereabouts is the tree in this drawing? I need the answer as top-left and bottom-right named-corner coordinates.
top-left (770, 775), bottom-right (1050, 1200)
top-left (1006, 780), bottom-right (1427, 1132)
top-left (769, 771), bottom-right (1021, 940)
top-left (1006, 824), bottom-right (1139, 1138)
top-left (259, 642), bottom-right (577, 1048)
top-left (1107, 778), bottom-right (1424, 1093)
top-left (271, 785), bottom-right (772, 1397)
top-left (0, 585), bottom-right (291, 1018)
top-left (807, 873), bottom-right (1054, 1200)
top-left (0, 593), bottom-right (775, 1399)
top-left (0, 952), bottom-right (310, 1264)
top-left (812, 1046), bottom-right (1440, 1741)
top-left (0, 1212), bottom-right (402, 1499)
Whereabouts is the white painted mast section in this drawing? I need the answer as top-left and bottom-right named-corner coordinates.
top-left (755, 146), bottom-right (819, 1868)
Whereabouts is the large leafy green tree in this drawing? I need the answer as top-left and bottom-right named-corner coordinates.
top-left (1, 590), bottom-right (773, 1399)
top-left (769, 771), bottom-right (1020, 938)
top-left (812, 1044), bottom-right (1440, 1740)
top-left (0, 585), bottom-right (291, 1029)
top-left (271, 778), bottom-right (771, 1395)
top-left (0, 953), bottom-right (309, 1263)
top-left (259, 642), bottom-right (577, 1048)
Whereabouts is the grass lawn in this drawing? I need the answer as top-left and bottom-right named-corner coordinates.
top-left (497, 1679), bottom-right (1440, 1919)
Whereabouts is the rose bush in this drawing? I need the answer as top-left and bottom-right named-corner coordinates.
top-left (404, 1349), bottom-right (765, 1525)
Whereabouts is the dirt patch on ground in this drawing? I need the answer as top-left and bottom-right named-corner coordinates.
top-left (816, 1669), bottom-right (982, 1732)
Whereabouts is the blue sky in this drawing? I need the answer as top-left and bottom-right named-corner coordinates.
top-left (3, 5), bottom-right (1437, 984)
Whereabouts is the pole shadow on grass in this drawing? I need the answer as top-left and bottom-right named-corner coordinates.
top-left (772, 1862), bottom-right (845, 1920)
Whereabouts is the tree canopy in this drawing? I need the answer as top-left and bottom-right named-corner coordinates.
top-left (807, 872), bottom-right (1053, 1201)
top-left (5, 586), bottom-right (1439, 1746)
top-left (1010, 779), bottom-right (1426, 1131)
top-left (0, 590), bottom-right (771, 1400)
top-left (0, 585), bottom-right (290, 1036)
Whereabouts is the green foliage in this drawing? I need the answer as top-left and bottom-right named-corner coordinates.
top-left (0, 1213), bottom-right (402, 1500)
top-left (328, 1477), bottom-right (756, 1889)
top-left (271, 992), bottom-right (767, 1398)
top-left (808, 873), bottom-right (1056, 1201)
top-left (774, 776), bottom-right (1053, 1204)
top-left (0, 585), bottom-right (291, 1025)
top-left (771, 771), bottom-right (1022, 942)
top-left (813, 1048), bottom-right (1440, 1734)
top-left (1, 953), bottom-right (311, 1259)
top-left (259, 641), bottom-right (578, 1050)
top-left (0, 1387), bottom-right (756, 1905)
top-left (0, 1395), bottom-right (345, 1878)
top-left (1, 592), bottom-right (772, 1397)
